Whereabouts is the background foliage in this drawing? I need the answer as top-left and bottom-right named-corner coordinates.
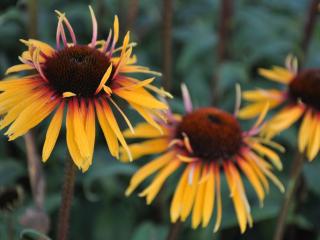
top-left (0, 0), bottom-right (320, 239)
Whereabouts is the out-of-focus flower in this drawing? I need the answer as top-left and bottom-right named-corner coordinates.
top-left (239, 56), bottom-right (320, 161)
top-left (122, 85), bottom-right (284, 233)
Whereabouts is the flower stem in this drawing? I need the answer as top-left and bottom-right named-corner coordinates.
top-left (300, 0), bottom-right (320, 62)
top-left (211, 0), bottom-right (234, 105)
top-left (166, 221), bottom-right (182, 240)
top-left (57, 158), bottom-right (77, 240)
top-left (126, 0), bottom-right (139, 31)
top-left (162, 0), bottom-right (173, 91)
top-left (273, 152), bottom-right (305, 240)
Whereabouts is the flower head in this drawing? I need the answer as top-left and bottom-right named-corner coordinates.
top-left (122, 85), bottom-right (284, 233)
top-left (0, 7), bottom-right (169, 172)
top-left (239, 56), bottom-right (320, 161)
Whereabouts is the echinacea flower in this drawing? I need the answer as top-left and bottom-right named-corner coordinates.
top-left (239, 56), bottom-right (320, 161)
top-left (122, 85), bottom-right (284, 233)
top-left (0, 7), bottom-right (169, 172)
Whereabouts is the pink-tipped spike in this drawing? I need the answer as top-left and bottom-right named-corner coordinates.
top-left (62, 16), bottom-right (77, 45)
top-left (181, 83), bottom-right (193, 113)
top-left (102, 29), bottom-right (112, 53)
top-left (89, 6), bottom-right (98, 47)
top-left (60, 23), bottom-right (68, 47)
top-left (233, 83), bottom-right (241, 116)
top-left (56, 17), bottom-right (63, 49)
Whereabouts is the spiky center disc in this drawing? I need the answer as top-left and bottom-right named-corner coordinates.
top-left (43, 45), bottom-right (112, 97)
top-left (176, 108), bottom-right (243, 161)
top-left (289, 69), bottom-right (320, 110)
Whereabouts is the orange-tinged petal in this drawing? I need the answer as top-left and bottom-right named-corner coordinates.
top-left (66, 103), bottom-right (83, 169)
top-left (42, 102), bottom-right (64, 162)
top-left (82, 100), bottom-right (96, 171)
top-left (72, 99), bottom-right (91, 165)
top-left (95, 100), bottom-right (119, 158)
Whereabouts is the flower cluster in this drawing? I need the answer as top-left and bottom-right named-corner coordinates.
top-left (2, 6), bottom-right (319, 235)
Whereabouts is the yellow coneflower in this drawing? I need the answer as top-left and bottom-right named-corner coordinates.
top-left (0, 7), bottom-right (169, 172)
top-left (239, 56), bottom-right (320, 161)
top-left (122, 85), bottom-right (284, 233)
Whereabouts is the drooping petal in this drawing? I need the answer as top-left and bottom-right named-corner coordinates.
top-left (66, 102), bottom-right (83, 170)
top-left (170, 166), bottom-right (189, 223)
top-left (306, 113), bottom-right (320, 161)
top-left (95, 100), bottom-right (119, 158)
top-left (180, 163), bottom-right (201, 221)
top-left (298, 110), bottom-right (313, 153)
top-left (42, 102), bottom-right (65, 162)
top-left (139, 160), bottom-right (181, 204)
top-left (126, 151), bottom-right (175, 196)
top-left (202, 164), bottom-right (215, 227)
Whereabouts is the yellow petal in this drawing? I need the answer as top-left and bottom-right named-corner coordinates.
top-left (262, 106), bottom-right (304, 139)
top-left (129, 103), bottom-right (163, 133)
top-left (82, 100), bottom-right (96, 171)
top-left (243, 89), bottom-right (284, 102)
top-left (113, 15), bottom-right (119, 44)
top-left (170, 166), bottom-right (189, 223)
top-left (123, 122), bottom-right (167, 139)
top-left (238, 101), bottom-right (273, 119)
top-left (251, 142), bottom-right (282, 170)
top-left (5, 64), bottom-right (34, 75)
top-left (180, 164), bottom-right (201, 221)
top-left (258, 67), bottom-right (293, 84)
top-left (213, 164), bottom-right (222, 232)
top-left (202, 165), bottom-right (215, 227)
top-left (192, 168), bottom-right (207, 229)
top-left (72, 99), bottom-right (91, 165)
top-left (307, 114), bottom-right (320, 161)
top-left (95, 100), bottom-right (119, 158)
top-left (126, 151), bottom-right (175, 196)
top-left (42, 103), bottom-right (64, 162)
top-left (95, 64), bottom-right (113, 94)
top-left (298, 110), bottom-right (312, 153)
top-left (6, 93), bottom-right (58, 140)
top-left (238, 158), bottom-right (265, 205)
top-left (139, 160), bottom-right (180, 204)
top-left (115, 88), bottom-right (168, 110)
top-left (101, 99), bottom-right (132, 161)
top-left (66, 103), bottom-right (83, 170)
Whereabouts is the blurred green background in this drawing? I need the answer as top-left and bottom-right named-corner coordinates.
top-left (1, 0), bottom-right (320, 239)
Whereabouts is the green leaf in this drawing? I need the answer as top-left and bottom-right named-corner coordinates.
top-left (20, 229), bottom-right (51, 240)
